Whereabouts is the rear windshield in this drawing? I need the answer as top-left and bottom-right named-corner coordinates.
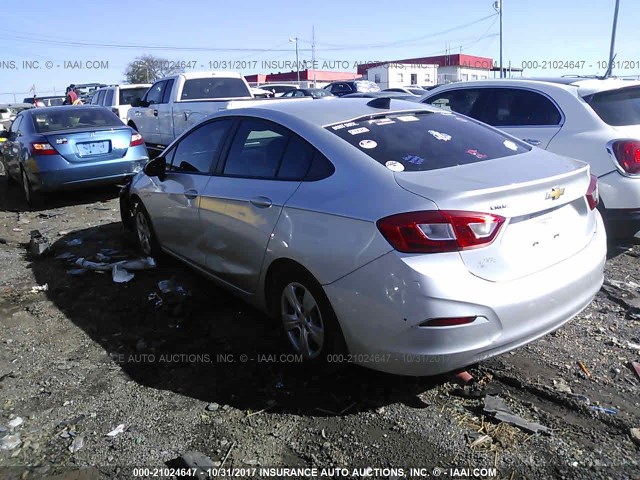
top-left (33, 108), bottom-right (122, 133)
top-left (181, 78), bottom-right (251, 100)
top-left (326, 110), bottom-right (530, 172)
top-left (120, 87), bottom-right (149, 106)
top-left (585, 86), bottom-right (640, 126)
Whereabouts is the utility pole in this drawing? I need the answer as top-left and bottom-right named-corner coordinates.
top-left (312, 26), bottom-right (316, 87)
top-left (604, 0), bottom-right (621, 78)
top-left (289, 37), bottom-right (300, 83)
top-left (493, 0), bottom-right (503, 78)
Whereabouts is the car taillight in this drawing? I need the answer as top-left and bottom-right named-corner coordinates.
top-left (31, 142), bottom-right (57, 155)
top-left (611, 140), bottom-right (640, 174)
top-left (130, 133), bottom-right (144, 147)
top-left (586, 174), bottom-right (599, 210)
top-left (376, 210), bottom-right (505, 254)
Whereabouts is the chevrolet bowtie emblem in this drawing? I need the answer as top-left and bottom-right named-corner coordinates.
top-left (546, 187), bottom-right (565, 201)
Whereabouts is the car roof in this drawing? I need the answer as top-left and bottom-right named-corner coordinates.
top-left (429, 77), bottom-right (640, 97)
top-left (231, 98), bottom-right (438, 126)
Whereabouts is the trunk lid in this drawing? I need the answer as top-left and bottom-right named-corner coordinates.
top-left (45, 127), bottom-right (133, 163)
top-left (394, 149), bottom-right (595, 281)
top-left (611, 125), bottom-right (640, 138)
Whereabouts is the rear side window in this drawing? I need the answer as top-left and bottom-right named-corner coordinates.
top-left (585, 86), bottom-right (640, 126)
top-left (223, 119), bottom-right (289, 178)
top-left (326, 111), bottom-right (530, 172)
top-left (482, 89), bottom-right (562, 126)
top-left (181, 78), bottom-right (251, 100)
top-left (104, 89), bottom-right (115, 106)
top-left (96, 90), bottom-right (107, 105)
top-left (427, 89), bottom-right (483, 116)
top-left (120, 87), bottom-right (149, 106)
top-left (277, 135), bottom-right (314, 180)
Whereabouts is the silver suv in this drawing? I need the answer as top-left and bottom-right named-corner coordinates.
top-left (91, 84), bottom-right (151, 123)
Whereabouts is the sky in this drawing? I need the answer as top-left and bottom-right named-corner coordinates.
top-left (1, 0), bottom-right (639, 102)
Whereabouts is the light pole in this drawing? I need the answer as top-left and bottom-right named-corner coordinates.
top-left (604, 0), bottom-right (621, 78)
top-left (493, 0), bottom-right (503, 78)
top-left (289, 37), bottom-right (300, 83)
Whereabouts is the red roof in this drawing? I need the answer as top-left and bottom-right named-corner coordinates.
top-left (245, 69), bottom-right (361, 83)
top-left (356, 54), bottom-right (494, 75)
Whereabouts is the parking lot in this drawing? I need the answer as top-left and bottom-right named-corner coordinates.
top-left (0, 174), bottom-right (638, 479)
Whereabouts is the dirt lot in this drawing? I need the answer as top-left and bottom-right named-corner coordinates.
top-left (0, 175), bottom-right (639, 480)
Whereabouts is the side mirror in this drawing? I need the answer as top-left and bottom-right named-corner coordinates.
top-left (131, 98), bottom-right (141, 107)
top-left (143, 156), bottom-right (167, 180)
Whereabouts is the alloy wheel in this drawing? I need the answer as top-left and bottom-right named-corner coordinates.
top-left (135, 210), bottom-right (152, 255)
top-left (280, 282), bottom-right (325, 359)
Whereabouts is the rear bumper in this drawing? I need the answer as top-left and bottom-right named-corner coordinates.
top-left (27, 154), bottom-right (148, 192)
top-left (324, 212), bottom-right (606, 376)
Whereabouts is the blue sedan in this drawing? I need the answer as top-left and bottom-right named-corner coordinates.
top-left (0, 105), bottom-right (149, 206)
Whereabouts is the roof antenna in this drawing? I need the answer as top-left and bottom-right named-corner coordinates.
top-left (602, 0), bottom-right (621, 79)
top-left (367, 97), bottom-right (391, 109)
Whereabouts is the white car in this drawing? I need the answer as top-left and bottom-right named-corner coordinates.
top-left (91, 84), bottom-right (152, 123)
top-left (384, 86), bottom-right (430, 96)
top-left (258, 84), bottom-right (300, 97)
top-left (421, 77), bottom-right (640, 237)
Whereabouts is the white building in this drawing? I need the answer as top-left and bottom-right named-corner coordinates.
top-left (365, 63), bottom-right (438, 89)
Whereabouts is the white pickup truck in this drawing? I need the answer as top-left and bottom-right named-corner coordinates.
top-left (126, 71), bottom-right (309, 153)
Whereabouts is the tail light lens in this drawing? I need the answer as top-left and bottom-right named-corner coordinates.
top-left (130, 133), bottom-right (144, 147)
top-left (586, 174), bottom-right (599, 210)
top-left (31, 142), bottom-right (57, 155)
top-left (376, 210), bottom-right (505, 253)
top-left (611, 140), bottom-right (640, 174)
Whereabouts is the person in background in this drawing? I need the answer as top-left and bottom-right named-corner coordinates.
top-left (64, 86), bottom-right (79, 105)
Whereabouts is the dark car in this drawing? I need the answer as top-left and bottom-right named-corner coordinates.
top-left (0, 106), bottom-right (149, 206)
top-left (340, 91), bottom-right (418, 101)
top-left (323, 80), bottom-right (381, 97)
top-left (281, 88), bottom-right (335, 99)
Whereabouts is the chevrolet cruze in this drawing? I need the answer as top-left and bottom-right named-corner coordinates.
top-left (120, 98), bottom-right (606, 376)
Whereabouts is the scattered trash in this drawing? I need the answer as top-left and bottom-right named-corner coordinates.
top-left (29, 230), bottom-right (50, 256)
top-left (0, 435), bottom-right (21, 451)
top-left (12, 228), bottom-right (22, 232)
top-left (452, 370), bottom-right (475, 385)
top-left (552, 378), bottom-right (572, 394)
top-left (55, 252), bottom-right (76, 260)
top-left (148, 292), bottom-right (163, 308)
top-left (627, 342), bottom-right (640, 351)
top-left (118, 257), bottom-right (156, 270)
top-left (630, 428), bottom-right (640, 446)
top-left (171, 451), bottom-right (218, 479)
top-left (631, 361), bottom-right (640, 381)
top-left (601, 279), bottom-right (640, 312)
top-left (469, 434), bottom-right (492, 448)
top-left (37, 212), bottom-right (60, 219)
top-left (590, 406), bottom-right (617, 415)
top-left (567, 393), bottom-right (590, 404)
top-left (577, 361), bottom-right (591, 378)
top-left (206, 403), bottom-right (220, 412)
top-left (66, 239), bottom-right (83, 247)
top-left (483, 395), bottom-right (551, 435)
top-left (8, 417), bottom-right (23, 428)
top-left (30, 284), bottom-right (48, 293)
top-left (68, 435), bottom-right (84, 453)
top-left (112, 265), bottom-right (134, 283)
top-left (321, 429), bottom-right (327, 439)
top-left (106, 424), bottom-right (126, 437)
top-left (67, 268), bottom-right (89, 276)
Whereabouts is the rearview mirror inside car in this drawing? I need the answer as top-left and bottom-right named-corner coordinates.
top-left (143, 156), bottom-right (166, 180)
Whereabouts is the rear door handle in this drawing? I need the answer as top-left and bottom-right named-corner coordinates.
top-left (523, 138), bottom-right (541, 146)
top-left (250, 196), bottom-right (273, 208)
top-left (184, 189), bottom-right (198, 200)
top-left (153, 109), bottom-right (158, 117)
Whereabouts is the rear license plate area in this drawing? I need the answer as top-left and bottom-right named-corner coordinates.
top-left (77, 140), bottom-right (110, 156)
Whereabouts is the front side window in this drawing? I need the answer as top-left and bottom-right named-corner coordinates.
top-left (120, 87), bottom-right (150, 106)
top-left (161, 79), bottom-right (175, 104)
top-left (326, 110), bottom-right (530, 172)
top-left (170, 120), bottom-right (232, 174)
top-left (223, 119), bottom-right (290, 179)
top-left (145, 81), bottom-right (166, 105)
top-left (9, 116), bottom-right (23, 135)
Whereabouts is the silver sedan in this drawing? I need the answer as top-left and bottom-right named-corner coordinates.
top-left (120, 98), bottom-right (606, 376)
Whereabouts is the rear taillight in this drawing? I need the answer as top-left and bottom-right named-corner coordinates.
top-left (31, 142), bottom-right (57, 155)
top-left (376, 210), bottom-right (505, 254)
top-left (130, 133), bottom-right (144, 147)
top-left (611, 140), bottom-right (640, 174)
top-left (586, 174), bottom-right (599, 210)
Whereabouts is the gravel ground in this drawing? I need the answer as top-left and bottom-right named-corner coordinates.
top-left (0, 175), bottom-right (639, 480)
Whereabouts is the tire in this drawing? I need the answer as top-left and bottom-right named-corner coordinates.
top-left (271, 266), bottom-right (347, 365)
top-left (132, 199), bottom-right (161, 257)
top-left (21, 168), bottom-right (42, 207)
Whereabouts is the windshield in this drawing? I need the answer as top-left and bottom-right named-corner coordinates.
top-left (585, 86), bottom-right (640, 126)
top-left (33, 108), bottom-right (123, 133)
top-left (326, 110), bottom-right (530, 172)
top-left (120, 87), bottom-right (149, 106)
top-left (181, 78), bottom-right (251, 100)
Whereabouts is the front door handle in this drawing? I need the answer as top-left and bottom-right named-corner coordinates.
top-left (523, 138), bottom-right (541, 146)
top-left (250, 196), bottom-right (273, 208)
top-left (184, 189), bottom-right (198, 200)
top-left (153, 109), bottom-right (158, 117)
